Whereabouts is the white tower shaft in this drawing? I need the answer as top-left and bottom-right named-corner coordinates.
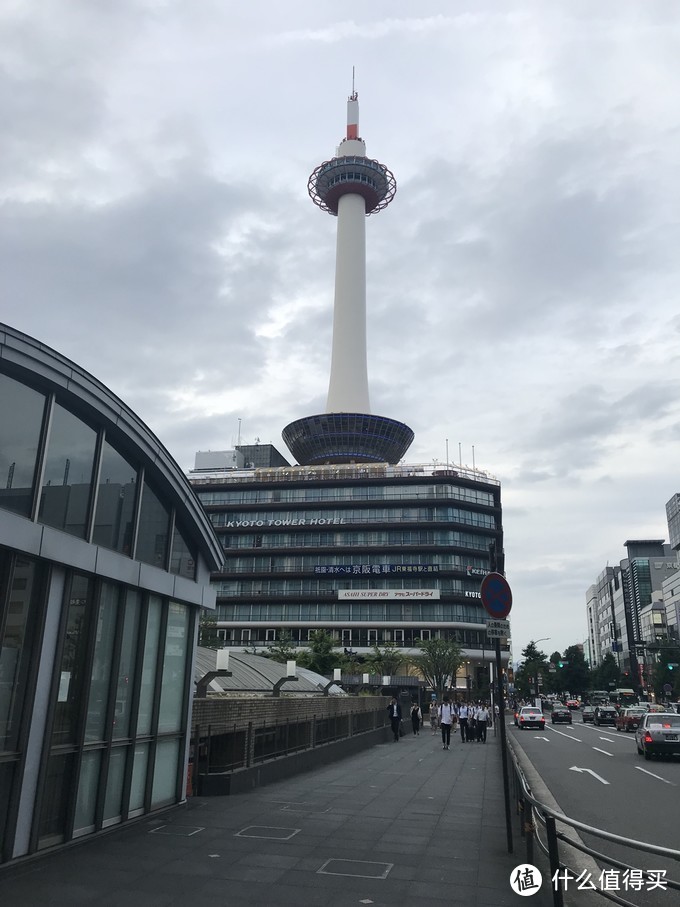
top-left (326, 192), bottom-right (369, 413)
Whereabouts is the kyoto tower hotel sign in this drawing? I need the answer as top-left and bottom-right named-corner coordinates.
top-left (282, 91), bottom-right (414, 465)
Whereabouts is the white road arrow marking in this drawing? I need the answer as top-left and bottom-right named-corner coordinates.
top-left (592, 747), bottom-right (613, 757)
top-left (569, 766), bottom-right (610, 785)
top-left (534, 736), bottom-right (550, 741)
top-left (635, 767), bottom-right (676, 785)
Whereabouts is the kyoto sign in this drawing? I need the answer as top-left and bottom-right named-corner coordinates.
top-left (480, 572), bottom-right (513, 619)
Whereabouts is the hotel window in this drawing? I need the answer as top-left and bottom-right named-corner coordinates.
top-left (394, 629), bottom-right (404, 644)
top-left (0, 373), bottom-right (47, 518)
top-left (241, 629), bottom-right (251, 642)
top-left (368, 629), bottom-right (377, 645)
top-left (266, 629), bottom-right (276, 642)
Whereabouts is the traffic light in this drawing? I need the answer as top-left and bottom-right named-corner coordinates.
top-left (669, 663), bottom-right (678, 671)
top-left (558, 661), bottom-right (563, 668)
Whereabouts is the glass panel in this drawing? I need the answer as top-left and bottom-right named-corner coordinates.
top-left (151, 737), bottom-right (180, 808)
top-left (84, 583), bottom-right (119, 743)
top-left (0, 373), bottom-right (46, 517)
top-left (0, 761), bottom-right (15, 857)
top-left (112, 590), bottom-right (140, 739)
top-left (39, 403), bottom-right (97, 538)
top-left (0, 556), bottom-right (44, 751)
top-left (135, 481), bottom-right (170, 570)
top-left (169, 524), bottom-right (196, 579)
top-left (103, 746), bottom-right (127, 822)
top-left (158, 603), bottom-right (189, 734)
top-left (136, 596), bottom-right (161, 736)
top-left (37, 752), bottom-right (76, 847)
top-left (51, 575), bottom-right (93, 747)
top-left (73, 750), bottom-right (101, 833)
top-left (92, 440), bottom-right (138, 555)
top-left (129, 742), bottom-right (149, 812)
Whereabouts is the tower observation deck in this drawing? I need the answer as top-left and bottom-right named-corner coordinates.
top-left (282, 91), bottom-right (414, 466)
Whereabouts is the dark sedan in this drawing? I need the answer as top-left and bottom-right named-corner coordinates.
top-left (551, 706), bottom-right (572, 724)
top-left (594, 706), bottom-right (618, 726)
top-left (581, 706), bottom-right (595, 723)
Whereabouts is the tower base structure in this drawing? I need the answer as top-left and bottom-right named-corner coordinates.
top-left (282, 412), bottom-right (414, 465)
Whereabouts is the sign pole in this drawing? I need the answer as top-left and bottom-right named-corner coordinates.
top-left (480, 568), bottom-right (513, 855)
top-left (496, 636), bottom-right (513, 853)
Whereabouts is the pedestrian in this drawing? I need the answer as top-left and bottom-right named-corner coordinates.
top-left (410, 702), bottom-right (422, 736)
top-left (477, 704), bottom-right (490, 742)
top-left (439, 696), bottom-right (455, 750)
top-left (458, 702), bottom-right (469, 742)
top-left (387, 696), bottom-right (402, 742)
top-left (429, 700), bottom-right (439, 734)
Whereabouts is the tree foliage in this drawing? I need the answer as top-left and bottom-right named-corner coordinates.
top-left (264, 630), bottom-right (298, 664)
top-left (364, 643), bottom-right (404, 677)
top-left (590, 652), bottom-right (620, 691)
top-left (410, 637), bottom-right (463, 699)
top-left (297, 629), bottom-right (338, 675)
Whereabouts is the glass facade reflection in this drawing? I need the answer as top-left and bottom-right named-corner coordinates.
top-left (0, 324), bottom-right (221, 866)
top-left (0, 374), bottom-right (46, 517)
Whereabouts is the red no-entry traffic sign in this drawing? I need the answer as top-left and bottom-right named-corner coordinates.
top-left (480, 572), bottom-right (513, 619)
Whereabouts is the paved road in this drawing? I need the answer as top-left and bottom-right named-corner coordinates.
top-left (508, 714), bottom-right (680, 905)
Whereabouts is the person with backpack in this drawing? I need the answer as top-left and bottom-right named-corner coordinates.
top-left (439, 696), bottom-right (455, 750)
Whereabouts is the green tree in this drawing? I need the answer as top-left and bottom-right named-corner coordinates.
top-left (410, 637), bottom-right (463, 700)
top-left (197, 609), bottom-right (221, 649)
top-left (365, 643), bottom-right (404, 677)
top-left (559, 645), bottom-right (591, 698)
top-left (648, 639), bottom-right (680, 700)
top-left (515, 641), bottom-right (549, 698)
top-left (264, 630), bottom-right (298, 664)
top-left (297, 629), bottom-right (339, 675)
top-left (591, 652), bottom-right (620, 691)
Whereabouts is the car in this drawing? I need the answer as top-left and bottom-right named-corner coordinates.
top-left (581, 706), bottom-right (595, 723)
top-left (551, 706), bottom-right (572, 724)
top-left (594, 706), bottom-right (618, 726)
top-left (566, 699), bottom-right (580, 710)
top-left (517, 707), bottom-right (545, 730)
top-left (635, 712), bottom-right (680, 760)
top-left (615, 707), bottom-right (647, 733)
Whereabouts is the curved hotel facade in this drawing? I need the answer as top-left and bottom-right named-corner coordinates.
top-left (0, 324), bottom-right (221, 864)
top-left (190, 456), bottom-right (505, 684)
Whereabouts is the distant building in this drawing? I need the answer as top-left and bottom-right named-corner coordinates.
top-left (587, 539), bottom-right (677, 689)
top-left (0, 324), bottom-right (222, 866)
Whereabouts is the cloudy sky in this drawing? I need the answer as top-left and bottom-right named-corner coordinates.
top-left (3, 1), bottom-right (680, 659)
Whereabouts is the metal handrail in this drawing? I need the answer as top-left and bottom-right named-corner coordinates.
top-left (507, 738), bottom-right (680, 906)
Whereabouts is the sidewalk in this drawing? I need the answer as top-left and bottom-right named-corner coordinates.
top-left (0, 724), bottom-right (547, 906)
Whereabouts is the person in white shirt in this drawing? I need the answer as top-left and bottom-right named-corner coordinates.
top-left (439, 696), bottom-right (455, 750)
top-left (476, 705), bottom-right (490, 742)
top-left (458, 703), bottom-right (469, 742)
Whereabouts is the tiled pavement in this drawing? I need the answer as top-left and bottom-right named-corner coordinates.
top-left (0, 724), bottom-right (549, 906)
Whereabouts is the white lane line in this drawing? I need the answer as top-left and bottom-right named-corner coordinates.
top-left (634, 767), bottom-right (676, 786)
top-left (592, 747), bottom-right (613, 757)
top-left (547, 726), bottom-right (582, 742)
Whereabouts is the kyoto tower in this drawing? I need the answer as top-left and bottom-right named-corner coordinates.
top-left (282, 89), bottom-right (414, 465)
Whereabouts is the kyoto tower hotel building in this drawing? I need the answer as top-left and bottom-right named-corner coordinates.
top-left (190, 91), bottom-right (506, 690)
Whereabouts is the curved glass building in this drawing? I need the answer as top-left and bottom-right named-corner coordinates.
top-left (0, 324), bottom-right (222, 864)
